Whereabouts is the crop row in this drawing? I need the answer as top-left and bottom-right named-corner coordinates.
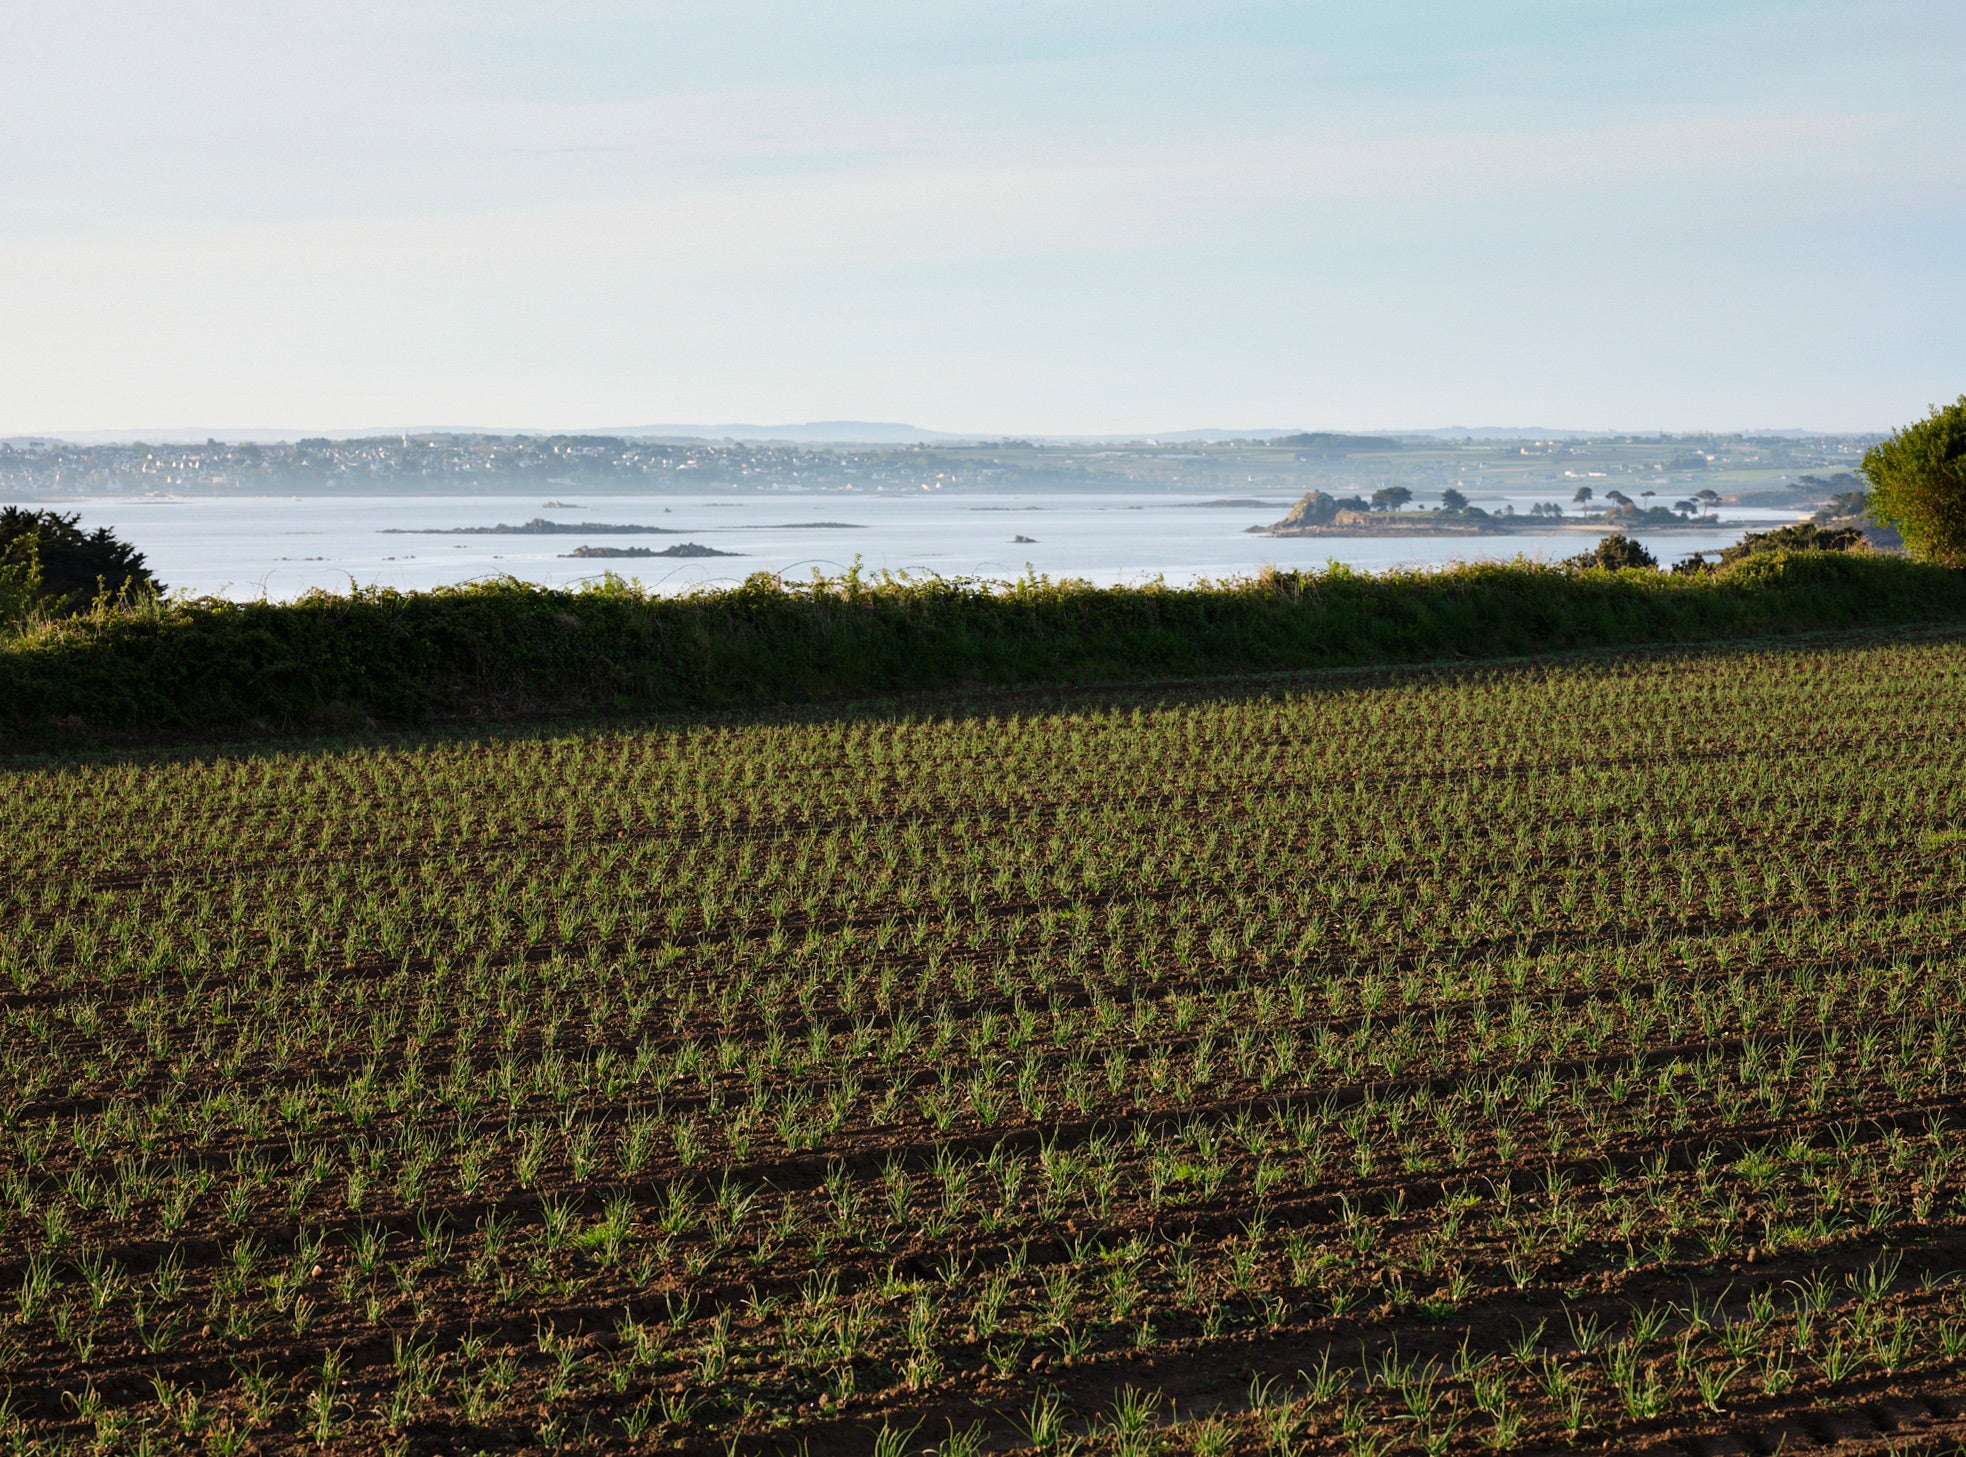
top-left (1, 631), bottom-right (1963, 1452)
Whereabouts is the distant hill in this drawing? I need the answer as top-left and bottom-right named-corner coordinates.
top-left (1394, 426), bottom-right (1596, 441)
top-left (609, 421), bottom-right (969, 444)
top-left (1269, 432), bottom-right (1403, 452)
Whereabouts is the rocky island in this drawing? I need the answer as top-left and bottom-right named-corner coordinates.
top-left (1251, 487), bottom-right (1744, 537)
top-left (559, 543), bottom-right (738, 559)
top-left (1251, 490), bottom-right (1507, 536)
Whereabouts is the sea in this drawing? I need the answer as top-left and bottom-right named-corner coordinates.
top-left (18, 488), bottom-right (1810, 600)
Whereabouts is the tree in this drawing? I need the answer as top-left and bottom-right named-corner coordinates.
top-left (0, 508), bottom-right (161, 616)
top-left (1370, 486), bottom-right (1413, 511)
top-left (1572, 486), bottom-right (1594, 504)
top-left (1440, 488), bottom-right (1469, 513)
top-left (1861, 395), bottom-right (1966, 565)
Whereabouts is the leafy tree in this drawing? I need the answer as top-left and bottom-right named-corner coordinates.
top-left (1572, 486), bottom-right (1593, 504)
top-left (1565, 533), bottom-right (1656, 571)
top-left (0, 509), bottom-right (161, 617)
top-left (1440, 488), bottom-right (1468, 513)
top-left (1370, 486), bottom-right (1412, 511)
top-left (1861, 395), bottom-right (1966, 565)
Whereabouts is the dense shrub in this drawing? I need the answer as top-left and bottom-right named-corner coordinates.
top-left (1715, 521), bottom-right (1865, 566)
top-left (1565, 534), bottom-right (1657, 571)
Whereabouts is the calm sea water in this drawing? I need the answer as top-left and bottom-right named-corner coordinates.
top-left (22, 489), bottom-right (1807, 600)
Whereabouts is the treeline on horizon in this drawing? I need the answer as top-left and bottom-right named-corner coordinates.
top-left (3, 547), bottom-right (1964, 742)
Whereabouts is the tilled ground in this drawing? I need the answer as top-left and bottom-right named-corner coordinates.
top-left (2, 627), bottom-right (1966, 1454)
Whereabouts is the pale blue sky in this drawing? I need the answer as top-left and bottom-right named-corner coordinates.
top-left (4, 2), bottom-right (1960, 434)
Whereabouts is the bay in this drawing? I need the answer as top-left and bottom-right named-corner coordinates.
top-left (19, 488), bottom-right (1807, 600)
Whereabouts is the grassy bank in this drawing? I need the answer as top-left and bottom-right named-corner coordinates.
top-left (3, 550), bottom-right (1963, 738)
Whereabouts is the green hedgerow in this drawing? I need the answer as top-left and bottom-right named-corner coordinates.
top-left (4, 551), bottom-right (1966, 741)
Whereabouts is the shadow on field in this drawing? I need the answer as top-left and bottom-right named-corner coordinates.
top-left (6, 620), bottom-right (1963, 771)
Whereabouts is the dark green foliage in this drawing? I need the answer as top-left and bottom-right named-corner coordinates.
top-left (1566, 533), bottom-right (1657, 571)
top-left (4, 551), bottom-right (1964, 740)
top-left (1716, 521), bottom-right (1865, 566)
top-left (1862, 395), bottom-right (1966, 565)
top-left (0, 508), bottom-right (161, 616)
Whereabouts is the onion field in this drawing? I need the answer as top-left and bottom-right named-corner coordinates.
top-left (5, 628), bottom-right (1966, 1455)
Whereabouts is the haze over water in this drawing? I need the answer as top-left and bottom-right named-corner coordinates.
top-left (28, 488), bottom-right (1809, 601)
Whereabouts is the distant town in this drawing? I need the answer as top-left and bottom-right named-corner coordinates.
top-left (0, 430), bottom-right (1875, 505)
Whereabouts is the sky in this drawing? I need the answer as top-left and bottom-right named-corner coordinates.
top-left (3, 1), bottom-right (1961, 436)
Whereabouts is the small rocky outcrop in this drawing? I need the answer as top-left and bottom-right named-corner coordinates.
top-left (560, 543), bottom-right (739, 559)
